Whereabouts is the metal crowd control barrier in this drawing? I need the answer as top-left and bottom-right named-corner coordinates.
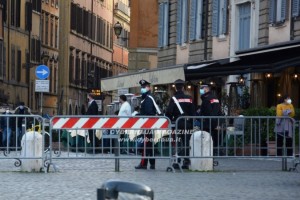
top-left (290, 120), bottom-right (300, 172)
top-left (0, 114), bottom-right (49, 172)
top-left (171, 116), bottom-right (298, 172)
top-left (48, 115), bottom-right (172, 172)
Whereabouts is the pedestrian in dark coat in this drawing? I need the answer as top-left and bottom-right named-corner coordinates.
top-left (86, 93), bottom-right (99, 153)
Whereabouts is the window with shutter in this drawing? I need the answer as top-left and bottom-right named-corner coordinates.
top-left (189, 0), bottom-right (203, 41)
top-left (269, 0), bottom-right (287, 25)
top-left (212, 0), bottom-right (228, 37)
top-left (11, 0), bottom-right (15, 26)
top-left (238, 2), bottom-right (251, 51)
top-left (292, 0), bottom-right (300, 17)
top-left (176, 0), bottom-right (188, 45)
top-left (158, 1), bottom-right (169, 48)
top-left (70, 3), bottom-right (77, 31)
top-left (16, 0), bottom-right (21, 27)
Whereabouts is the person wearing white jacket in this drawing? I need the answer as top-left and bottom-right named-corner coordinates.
top-left (118, 95), bottom-right (131, 117)
top-left (118, 95), bottom-right (131, 154)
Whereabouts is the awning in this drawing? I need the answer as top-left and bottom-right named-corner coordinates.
top-left (185, 41), bottom-right (300, 80)
top-left (101, 65), bottom-right (185, 91)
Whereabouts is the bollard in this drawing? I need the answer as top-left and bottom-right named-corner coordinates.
top-left (190, 131), bottom-right (214, 171)
top-left (20, 131), bottom-right (43, 172)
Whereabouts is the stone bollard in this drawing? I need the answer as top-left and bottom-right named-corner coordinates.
top-left (20, 131), bottom-right (43, 172)
top-left (190, 131), bottom-right (213, 171)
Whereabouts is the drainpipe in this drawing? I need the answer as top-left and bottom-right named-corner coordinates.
top-left (27, 0), bottom-right (32, 107)
top-left (203, 0), bottom-right (209, 60)
top-left (7, 0), bottom-right (10, 84)
top-left (290, 5), bottom-right (295, 40)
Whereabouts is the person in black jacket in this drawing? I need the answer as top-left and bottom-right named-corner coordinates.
top-left (14, 102), bottom-right (30, 147)
top-left (135, 79), bottom-right (157, 170)
top-left (166, 79), bottom-right (195, 169)
top-left (199, 84), bottom-right (223, 151)
top-left (86, 93), bottom-right (99, 153)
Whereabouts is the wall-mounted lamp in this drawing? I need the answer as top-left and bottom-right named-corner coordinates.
top-left (172, 84), bottom-right (175, 88)
top-left (265, 73), bottom-right (272, 79)
top-left (277, 93), bottom-right (281, 97)
top-left (292, 73), bottom-right (298, 79)
top-left (237, 74), bottom-right (246, 85)
top-left (113, 21), bottom-right (129, 41)
top-left (41, 51), bottom-right (50, 64)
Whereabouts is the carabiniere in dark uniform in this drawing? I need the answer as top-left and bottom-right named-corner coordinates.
top-left (166, 79), bottom-right (195, 169)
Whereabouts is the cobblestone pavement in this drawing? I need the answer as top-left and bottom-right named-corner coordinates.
top-left (0, 153), bottom-right (300, 200)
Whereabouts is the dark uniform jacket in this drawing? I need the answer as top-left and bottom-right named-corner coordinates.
top-left (166, 91), bottom-right (195, 129)
top-left (86, 100), bottom-right (99, 115)
top-left (200, 91), bottom-right (222, 130)
top-left (140, 92), bottom-right (156, 116)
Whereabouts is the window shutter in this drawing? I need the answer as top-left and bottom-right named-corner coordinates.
top-left (292, 0), bottom-right (300, 17)
top-left (198, 0), bottom-right (203, 39)
top-left (36, 39), bottom-right (41, 63)
top-left (280, 0), bottom-right (287, 22)
top-left (16, 0), bottom-right (21, 27)
top-left (164, 2), bottom-right (169, 46)
top-left (3, 45), bottom-right (6, 78)
top-left (17, 50), bottom-right (21, 82)
top-left (189, 0), bottom-right (197, 41)
top-left (25, 2), bottom-right (32, 31)
top-left (158, 3), bottom-right (164, 47)
top-left (269, 0), bottom-right (276, 24)
top-left (221, 0), bottom-right (228, 34)
top-left (212, 0), bottom-right (219, 36)
top-left (0, 42), bottom-right (3, 78)
top-left (37, 0), bottom-right (41, 13)
top-left (71, 3), bottom-right (76, 30)
top-left (176, 0), bottom-right (182, 45)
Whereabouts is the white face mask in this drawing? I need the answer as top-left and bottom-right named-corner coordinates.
top-left (200, 89), bottom-right (205, 95)
top-left (141, 88), bottom-right (148, 94)
top-left (287, 99), bottom-right (292, 104)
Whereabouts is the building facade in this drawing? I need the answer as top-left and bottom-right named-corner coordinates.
top-left (59, 0), bottom-right (114, 115)
top-left (1, 0), bottom-right (39, 111)
top-left (157, 0), bottom-right (300, 111)
top-left (40, 0), bottom-right (59, 116)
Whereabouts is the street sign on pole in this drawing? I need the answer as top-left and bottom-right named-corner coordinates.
top-left (35, 65), bottom-right (50, 80)
top-left (35, 80), bottom-right (50, 92)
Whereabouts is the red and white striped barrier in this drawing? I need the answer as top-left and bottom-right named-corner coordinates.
top-left (51, 117), bottom-right (170, 129)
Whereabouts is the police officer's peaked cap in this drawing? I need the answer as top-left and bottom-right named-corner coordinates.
top-left (200, 82), bottom-right (210, 88)
top-left (139, 79), bottom-right (151, 87)
top-left (174, 79), bottom-right (185, 86)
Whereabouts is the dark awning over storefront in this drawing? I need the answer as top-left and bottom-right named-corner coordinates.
top-left (185, 41), bottom-right (300, 80)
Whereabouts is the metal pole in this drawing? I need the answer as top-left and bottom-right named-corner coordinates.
top-left (41, 92), bottom-right (43, 115)
top-left (114, 137), bottom-right (120, 172)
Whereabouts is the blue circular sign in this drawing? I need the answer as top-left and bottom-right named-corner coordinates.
top-left (36, 65), bottom-right (50, 80)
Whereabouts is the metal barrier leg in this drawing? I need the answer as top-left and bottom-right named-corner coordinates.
top-left (114, 138), bottom-right (120, 172)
